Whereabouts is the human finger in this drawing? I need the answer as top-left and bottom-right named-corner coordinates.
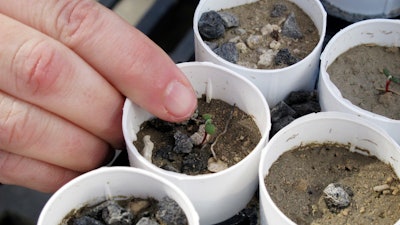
top-left (0, 13), bottom-right (124, 148)
top-left (0, 91), bottom-right (112, 172)
top-left (0, 150), bottom-right (81, 193)
top-left (0, 0), bottom-right (198, 122)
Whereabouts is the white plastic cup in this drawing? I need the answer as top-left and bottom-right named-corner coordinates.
top-left (318, 19), bottom-right (400, 145)
top-left (193, 0), bottom-right (327, 107)
top-left (123, 62), bottom-right (271, 224)
top-left (320, 0), bottom-right (400, 22)
top-left (38, 167), bottom-right (199, 225)
top-left (258, 112), bottom-right (400, 225)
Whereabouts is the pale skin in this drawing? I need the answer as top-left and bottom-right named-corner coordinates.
top-left (0, 0), bottom-right (198, 193)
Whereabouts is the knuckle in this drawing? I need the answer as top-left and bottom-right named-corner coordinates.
top-left (0, 150), bottom-right (22, 183)
top-left (12, 39), bottom-right (62, 97)
top-left (55, 0), bottom-right (101, 45)
top-left (0, 95), bottom-right (34, 150)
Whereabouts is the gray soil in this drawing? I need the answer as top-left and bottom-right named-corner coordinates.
top-left (133, 96), bottom-right (261, 175)
top-left (327, 44), bottom-right (400, 120)
top-left (212, 0), bottom-right (320, 69)
top-left (265, 143), bottom-right (400, 225)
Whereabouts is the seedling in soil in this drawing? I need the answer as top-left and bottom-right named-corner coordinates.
top-left (201, 113), bottom-right (216, 145)
top-left (381, 68), bottom-right (400, 95)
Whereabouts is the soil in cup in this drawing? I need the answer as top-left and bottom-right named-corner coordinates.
top-left (264, 142), bottom-right (400, 225)
top-left (198, 0), bottom-right (320, 69)
top-left (327, 44), bottom-right (400, 120)
top-left (133, 96), bottom-right (261, 175)
top-left (61, 196), bottom-right (188, 225)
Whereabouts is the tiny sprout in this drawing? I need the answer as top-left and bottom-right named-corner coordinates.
top-left (202, 114), bottom-right (216, 135)
top-left (201, 114), bottom-right (216, 145)
top-left (383, 68), bottom-right (400, 93)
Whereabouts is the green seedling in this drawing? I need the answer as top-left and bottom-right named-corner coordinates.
top-left (383, 68), bottom-right (400, 93)
top-left (201, 114), bottom-right (216, 145)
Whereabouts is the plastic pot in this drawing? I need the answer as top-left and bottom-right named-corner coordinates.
top-left (259, 112), bottom-right (400, 225)
top-left (38, 167), bottom-right (199, 225)
top-left (318, 19), bottom-right (400, 145)
top-left (123, 61), bottom-right (271, 224)
top-left (193, 0), bottom-right (327, 107)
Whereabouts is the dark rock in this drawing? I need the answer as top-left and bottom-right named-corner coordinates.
top-left (274, 48), bottom-right (299, 66)
top-left (155, 145), bottom-right (179, 162)
top-left (218, 12), bottom-right (240, 28)
top-left (282, 12), bottom-right (303, 39)
top-left (291, 101), bottom-right (321, 118)
top-left (156, 197), bottom-right (188, 225)
top-left (72, 216), bottom-right (105, 225)
top-left (161, 163), bottom-right (181, 173)
top-left (270, 3), bottom-right (288, 17)
top-left (270, 101), bottom-right (296, 123)
top-left (214, 207), bottom-right (258, 225)
top-left (214, 42), bottom-right (239, 63)
top-left (270, 115), bottom-right (295, 138)
top-left (270, 29), bottom-right (280, 41)
top-left (198, 11), bottom-right (226, 40)
top-left (270, 90), bottom-right (321, 138)
top-left (147, 119), bottom-right (174, 133)
top-left (173, 131), bottom-right (193, 153)
top-left (181, 148), bottom-right (209, 174)
top-left (284, 90), bottom-right (318, 105)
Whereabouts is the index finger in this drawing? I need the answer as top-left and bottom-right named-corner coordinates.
top-left (0, 0), bottom-right (197, 122)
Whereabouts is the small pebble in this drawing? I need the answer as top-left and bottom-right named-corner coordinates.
top-left (156, 196), bottom-right (188, 225)
top-left (173, 131), bottom-right (193, 154)
top-left (373, 184), bottom-right (390, 192)
top-left (136, 217), bottom-right (160, 225)
top-left (218, 12), bottom-right (240, 28)
top-left (246, 34), bottom-right (264, 49)
top-left (323, 183), bottom-right (353, 213)
top-left (282, 12), bottom-right (303, 39)
top-left (258, 50), bottom-right (276, 68)
top-left (274, 48), bottom-right (299, 66)
top-left (214, 42), bottom-right (239, 63)
top-left (198, 11), bottom-right (225, 40)
top-left (270, 3), bottom-right (288, 17)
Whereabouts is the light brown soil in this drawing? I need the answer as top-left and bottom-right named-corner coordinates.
top-left (265, 143), bottom-right (400, 225)
top-left (213, 0), bottom-right (320, 69)
top-left (327, 44), bottom-right (400, 120)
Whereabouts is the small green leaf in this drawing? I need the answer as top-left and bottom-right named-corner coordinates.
top-left (202, 114), bottom-right (212, 121)
top-left (205, 123), bottom-right (216, 135)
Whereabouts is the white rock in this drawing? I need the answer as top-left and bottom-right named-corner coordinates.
top-left (246, 34), bottom-right (264, 49)
top-left (258, 49), bottom-right (276, 68)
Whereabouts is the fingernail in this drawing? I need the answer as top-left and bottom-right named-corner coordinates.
top-left (164, 80), bottom-right (197, 120)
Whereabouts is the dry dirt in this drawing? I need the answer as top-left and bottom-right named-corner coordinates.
top-left (213, 0), bottom-right (320, 69)
top-left (327, 44), bottom-right (400, 120)
top-left (133, 96), bottom-right (261, 175)
top-left (265, 143), bottom-right (400, 225)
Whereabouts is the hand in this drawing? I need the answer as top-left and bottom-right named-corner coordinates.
top-left (0, 0), bottom-right (197, 193)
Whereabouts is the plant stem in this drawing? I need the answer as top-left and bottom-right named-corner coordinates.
top-left (383, 68), bottom-right (400, 93)
top-left (201, 133), bottom-right (208, 146)
top-left (386, 79), bottom-right (391, 93)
